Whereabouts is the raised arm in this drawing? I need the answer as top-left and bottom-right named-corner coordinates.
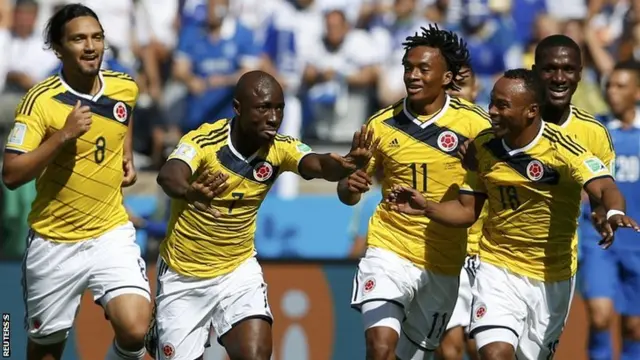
top-left (387, 185), bottom-right (486, 228)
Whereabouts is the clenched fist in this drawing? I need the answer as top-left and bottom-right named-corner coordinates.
top-left (61, 100), bottom-right (92, 141)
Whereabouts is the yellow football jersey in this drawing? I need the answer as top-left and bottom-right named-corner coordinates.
top-left (364, 96), bottom-right (491, 275)
top-left (161, 119), bottom-right (314, 278)
top-left (4, 70), bottom-right (138, 241)
top-left (462, 122), bottom-right (612, 282)
top-left (556, 105), bottom-right (615, 173)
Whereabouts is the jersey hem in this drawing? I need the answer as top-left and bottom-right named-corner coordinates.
top-left (4, 147), bottom-right (27, 154)
top-left (161, 250), bottom-right (256, 279)
top-left (30, 218), bottom-right (130, 243)
top-left (480, 257), bottom-right (577, 282)
top-left (166, 157), bottom-right (196, 174)
top-left (583, 174), bottom-right (613, 189)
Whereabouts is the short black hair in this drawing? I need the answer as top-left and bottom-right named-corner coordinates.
top-left (503, 68), bottom-right (545, 104)
top-left (402, 24), bottom-right (470, 91)
top-left (534, 35), bottom-right (581, 64)
top-left (612, 60), bottom-right (640, 83)
top-left (44, 3), bottom-right (103, 49)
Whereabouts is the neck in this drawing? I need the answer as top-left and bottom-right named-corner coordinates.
top-left (541, 104), bottom-right (571, 125)
top-left (617, 107), bottom-right (637, 129)
top-left (230, 118), bottom-right (261, 158)
top-left (408, 92), bottom-right (447, 117)
top-left (61, 67), bottom-right (101, 96)
top-left (504, 119), bottom-right (542, 150)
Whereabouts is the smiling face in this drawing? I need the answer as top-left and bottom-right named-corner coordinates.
top-left (403, 45), bottom-right (452, 106)
top-left (488, 77), bottom-right (538, 139)
top-left (54, 15), bottom-right (104, 77)
top-left (233, 80), bottom-right (285, 144)
top-left (533, 46), bottom-right (582, 109)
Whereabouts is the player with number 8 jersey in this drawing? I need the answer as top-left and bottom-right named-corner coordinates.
top-left (2, 4), bottom-right (151, 360)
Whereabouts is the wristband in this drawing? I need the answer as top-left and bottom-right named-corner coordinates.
top-left (606, 209), bottom-right (625, 220)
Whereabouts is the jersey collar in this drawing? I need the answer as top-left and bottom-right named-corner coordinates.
top-left (559, 105), bottom-right (574, 129)
top-left (58, 69), bottom-right (105, 102)
top-left (607, 108), bottom-right (640, 130)
top-left (501, 120), bottom-right (546, 156)
top-left (401, 94), bottom-right (450, 129)
top-left (227, 117), bottom-right (259, 163)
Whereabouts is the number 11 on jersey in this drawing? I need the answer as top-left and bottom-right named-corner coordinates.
top-left (410, 163), bottom-right (427, 192)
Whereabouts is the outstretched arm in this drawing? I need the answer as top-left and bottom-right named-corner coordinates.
top-left (386, 185), bottom-right (486, 228)
top-left (298, 125), bottom-right (377, 182)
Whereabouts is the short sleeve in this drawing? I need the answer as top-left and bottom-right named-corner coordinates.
top-left (568, 151), bottom-right (612, 187)
top-left (278, 138), bottom-right (314, 174)
top-left (5, 98), bottom-right (47, 153)
top-left (460, 170), bottom-right (487, 195)
top-left (594, 129), bottom-right (616, 179)
top-left (166, 134), bottom-right (207, 174)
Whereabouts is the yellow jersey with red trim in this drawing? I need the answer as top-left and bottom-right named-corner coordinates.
top-left (4, 70), bottom-right (138, 241)
top-left (461, 121), bottom-right (612, 281)
top-left (364, 95), bottom-right (491, 275)
top-left (161, 118), bottom-right (314, 278)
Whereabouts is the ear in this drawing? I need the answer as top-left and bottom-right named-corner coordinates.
top-left (528, 102), bottom-right (539, 120)
top-left (52, 45), bottom-right (62, 59)
top-left (443, 70), bottom-right (453, 88)
top-left (232, 99), bottom-right (240, 116)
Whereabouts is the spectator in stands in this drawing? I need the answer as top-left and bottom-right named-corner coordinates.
top-left (457, 0), bottom-right (517, 107)
top-left (173, 0), bottom-right (260, 133)
top-left (371, 0), bottom-right (425, 107)
top-left (521, 14), bottom-right (562, 69)
top-left (302, 9), bottom-right (379, 142)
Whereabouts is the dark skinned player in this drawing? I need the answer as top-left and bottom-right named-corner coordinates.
top-left (387, 68), bottom-right (639, 360)
top-left (146, 70), bottom-right (376, 360)
top-left (337, 25), bottom-right (491, 360)
top-left (2, 4), bottom-right (150, 360)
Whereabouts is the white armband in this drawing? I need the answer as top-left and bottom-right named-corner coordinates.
top-left (606, 209), bottom-right (625, 220)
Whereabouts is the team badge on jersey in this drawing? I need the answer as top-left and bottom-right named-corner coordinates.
top-left (526, 160), bottom-right (544, 181)
top-left (437, 130), bottom-right (459, 152)
top-left (253, 161), bottom-right (274, 182)
top-left (162, 343), bottom-right (175, 359)
top-left (113, 102), bottom-right (128, 123)
top-left (474, 304), bottom-right (487, 320)
top-left (363, 278), bottom-right (376, 294)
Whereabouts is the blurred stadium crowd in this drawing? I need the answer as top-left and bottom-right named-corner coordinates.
top-left (0, 0), bottom-right (638, 259)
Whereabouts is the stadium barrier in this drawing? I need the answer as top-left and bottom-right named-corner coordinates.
top-left (0, 261), bottom-right (621, 359)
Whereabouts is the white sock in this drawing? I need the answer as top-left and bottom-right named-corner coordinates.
top-left (105, 340), bottom-right (146, 360)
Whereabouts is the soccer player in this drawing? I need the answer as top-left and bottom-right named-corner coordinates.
top-left (147, 70), bottom-right (376, 360)
top-left (580, 61), bottom-right (640, 360)
top-left (532, 35), bottom-right (615, 220)
top-left (1, 4), bottom-right (153, 360)
top-left (440, 64), bottom-right (481, 360)
top-left (386, 68), bottom-right (639, 360)
top-left (337, 25), bottom-right (491, 360)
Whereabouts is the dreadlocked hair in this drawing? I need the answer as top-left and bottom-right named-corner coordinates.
top-left (402, 24), bottom-right (470, 91)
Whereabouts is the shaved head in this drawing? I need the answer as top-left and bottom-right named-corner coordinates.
top-left (234, 70), bottom-right (283, 102)
top-left (232, 70), bottom-right (286, 144)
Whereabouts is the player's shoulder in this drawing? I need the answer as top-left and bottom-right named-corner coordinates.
top-left (366, 99), bottom-right (404, 128)
top-left (101, 70), bottom-right (138, 99)
top-left (571, 105), bottom-right (612, 137)
top-left (273, 133), bottom-right (312, 154)
top-left (448, 96), bottom-right (491, 124)
top-left (185, 118), bottom-right (231, 148)
top-left (16, 75), bottom-right (64, 116)
top-left (541, 121), bottom-right (588, 157)
top-left (472, 128), bottom-right (495, 147)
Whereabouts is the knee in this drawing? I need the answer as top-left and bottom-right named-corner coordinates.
top-left (589, 307), bottom-right (614, 331)
top-left (114, 320), bottom-right (149, 349)
top-left (365, 336), bottom-right (396, 360)
top-left (622, 318), bottom-right (640, 341)
top-left (231, 342), bottom-right (272, 360)
top-left (439, 343), bottom-right (465, 360)
top-left (478, 342), bottom-right (513, 360)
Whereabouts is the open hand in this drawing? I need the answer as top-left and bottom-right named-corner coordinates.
top-left (597, 214), bottom-right (640, 249)
top-left (386, 185), bottom-right (428, 215)
top-left (122, 157), bottom-right (137, 187)
top-left (185, 169), bottom-right (229, 217)
top-left (332, 125), bottom-right (379, 172)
